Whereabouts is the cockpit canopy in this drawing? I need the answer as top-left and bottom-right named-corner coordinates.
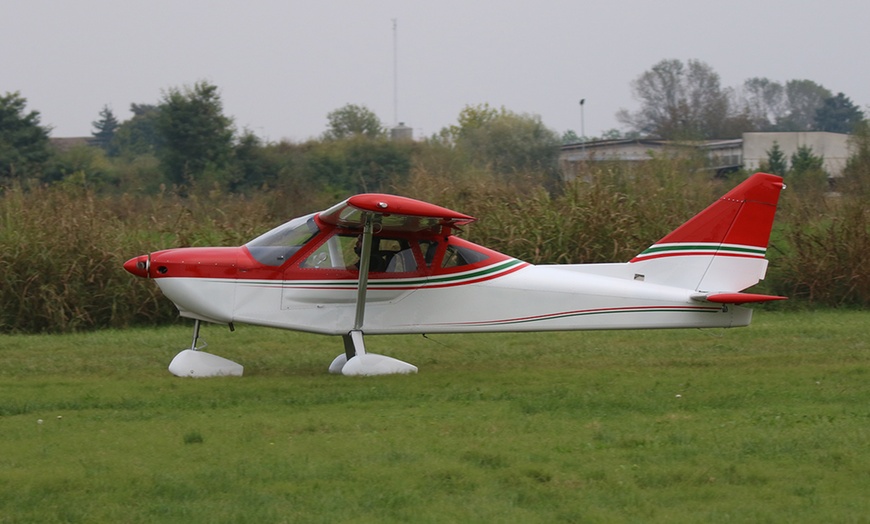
top-left (245, 213), bottom-right (319, 266)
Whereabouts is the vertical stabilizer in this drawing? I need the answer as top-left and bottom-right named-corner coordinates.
top-left (629, 173), bottom-right (785, 292)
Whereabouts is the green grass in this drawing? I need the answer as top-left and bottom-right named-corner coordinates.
top-left (1, 311), bottom-right (868, 522)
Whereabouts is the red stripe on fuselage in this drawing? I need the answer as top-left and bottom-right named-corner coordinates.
top-left (630, 251), bottom-right (764, 263)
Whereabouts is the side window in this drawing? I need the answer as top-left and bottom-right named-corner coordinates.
top-left (380, 239), bottom-right (419, 273)
top-left (441, 244), bottom-right (489, 268)
top-left (301, 234), bottom-right (356, 269)
top-left (300, 234), bottom-right (401, 273)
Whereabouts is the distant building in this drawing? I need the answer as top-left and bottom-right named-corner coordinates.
top-left (390, 123), bottom-right (413, 142)
top-left (560, 132), bottom-right (852, 180)
top-left (742, 132), bottom-right (850, 177)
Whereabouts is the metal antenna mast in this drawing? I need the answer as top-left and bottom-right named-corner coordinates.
top-left (392, 18), bottom-right (398, 126)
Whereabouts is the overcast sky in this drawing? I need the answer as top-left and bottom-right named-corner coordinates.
top-left (3, 0), bottom-right (868, 142)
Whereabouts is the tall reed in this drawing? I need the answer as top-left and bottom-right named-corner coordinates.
top-left (395, 155), bottom-right (718, 264)
top-left (1, 154), bottom-right (867, 334)
top-left (770, 158), bottom-right (870, 307)
top-left (0, 184), bottom-right (291, 333)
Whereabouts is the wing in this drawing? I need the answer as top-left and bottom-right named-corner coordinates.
top-left (317, 193), bottom-right (476, 233)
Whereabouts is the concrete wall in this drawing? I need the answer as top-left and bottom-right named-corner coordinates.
top-left (742, 132), bottom-right (852, 177)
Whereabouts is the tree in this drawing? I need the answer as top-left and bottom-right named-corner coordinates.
top-left (814, 93), bottom-right (864, 134)
top-left (301, 136), bottom-right (413, 193)
top-left (0, 91), bottom-right (51, 182)
top-left (600, 129), bottom-right (625, 140)
top-left (764, 141), bottom-right (788, 177)
top-left (789, 144), bottom-right (827, 192)
top-left (777, 80), bottom-right (831, 131)
top-left (443, 104), bottom-right (561, 180)
top-left (561, 130), bottom-right (580, 144)
top-left (110, 103), bottom-right (162, 157)
top-left (790, 145), bottom-right (824, 175)
top-left (447, 103), bottom-right (499, 141)
top-left (91, 105), bottom-right (119, 153)
top-left (617, 59), bottom-right (743, 139)
top-left (323, 104), bottom-right (385, 140)
top-left (741, 77), bottom-right (787, 131)
top-left (156, 82), bottom-right (235, 186)
top-left (842, 120), bottom-right (870, 194)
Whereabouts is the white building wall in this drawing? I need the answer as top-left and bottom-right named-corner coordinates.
top-left (742, 132), bottom-right (852, 177)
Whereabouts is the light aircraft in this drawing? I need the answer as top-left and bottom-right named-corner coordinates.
top-left (124, 172), bottom-right (786, 377)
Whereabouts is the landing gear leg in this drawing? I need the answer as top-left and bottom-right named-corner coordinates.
top-left (167, 319), bottom-right (244, 377)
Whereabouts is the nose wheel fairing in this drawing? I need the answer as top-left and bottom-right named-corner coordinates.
top-left (167, 320), bottom-right (244, 377)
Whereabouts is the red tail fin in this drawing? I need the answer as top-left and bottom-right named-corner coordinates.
top-left (630, 173), bottom-right (785, 292)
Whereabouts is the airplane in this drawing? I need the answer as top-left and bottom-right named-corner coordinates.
top-left (124, 172), bottom-right (786, 377)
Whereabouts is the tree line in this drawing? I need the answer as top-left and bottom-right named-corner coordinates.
top-left (614, 59), bottom-right (865, 141)
top-left (1, 86), bottom-right (562, 197)
top-left (2, 58), bottom-right (866, 197)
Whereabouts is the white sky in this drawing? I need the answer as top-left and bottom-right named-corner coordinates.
top-left (2, 0), bottom-right (868, 142)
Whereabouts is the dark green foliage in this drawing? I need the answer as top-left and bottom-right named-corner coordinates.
top-left (229, 130), bottom-right (274, 192)
top-left (764, 142), bottom-right (788, 177)
top-left (814, 93), bottom-right (864, 133)
top-left (156, 82), bottom-right (235, 187)
top-left (323, 103), bottom-right (385, 140)
top-left (110, 103), bottom-right (162, 158)
top-left (790, 145), bottom-right (824, 174)
top-left (0, 91), bottom-right (51, 183)
top-left (300, 136), bottom-right (413, 193)
top-left (91, 105), bottom-right (120, 153)
top-left (561, 129), bottom-right (581, 144)
top-left (42, 144), bottom-right (117, 189)
top-left (788, 145), bottom-right (827, 193)
top-left (442, 104), bottom-right (562, 183)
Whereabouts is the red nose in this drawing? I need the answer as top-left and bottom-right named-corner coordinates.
top-left (123, 255), bottom-right (150, 278)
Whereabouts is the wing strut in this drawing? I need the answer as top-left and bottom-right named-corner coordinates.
top-left (328, 212), bottom-right (418, 376)
top-left (353, 213), bottom-right (375, 331)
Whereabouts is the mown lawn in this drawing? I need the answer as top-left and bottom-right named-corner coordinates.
top-left (1, 310), bottom-right (868, 523)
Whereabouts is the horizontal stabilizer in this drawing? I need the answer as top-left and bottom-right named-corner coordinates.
top-left (692, 292), bottom-right (787, 304)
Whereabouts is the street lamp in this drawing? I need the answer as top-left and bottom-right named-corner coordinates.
top-left (579, 99), bottom-right (586, 156)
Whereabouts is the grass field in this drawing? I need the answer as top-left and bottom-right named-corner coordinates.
top-left (1, 310), bottom-right (868, 523)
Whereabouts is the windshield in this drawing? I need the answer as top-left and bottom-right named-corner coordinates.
top-left (245, 213), bottom-right (319, 266)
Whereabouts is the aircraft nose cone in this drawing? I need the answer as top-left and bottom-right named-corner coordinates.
top-left (124, 255), bottom-right (150, 278)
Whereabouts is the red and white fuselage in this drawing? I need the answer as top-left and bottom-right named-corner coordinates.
top-left (125, 173), bottom-right (786, 375)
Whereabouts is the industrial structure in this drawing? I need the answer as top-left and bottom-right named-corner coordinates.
top-left (560, 132), bottom-right (852, 179)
